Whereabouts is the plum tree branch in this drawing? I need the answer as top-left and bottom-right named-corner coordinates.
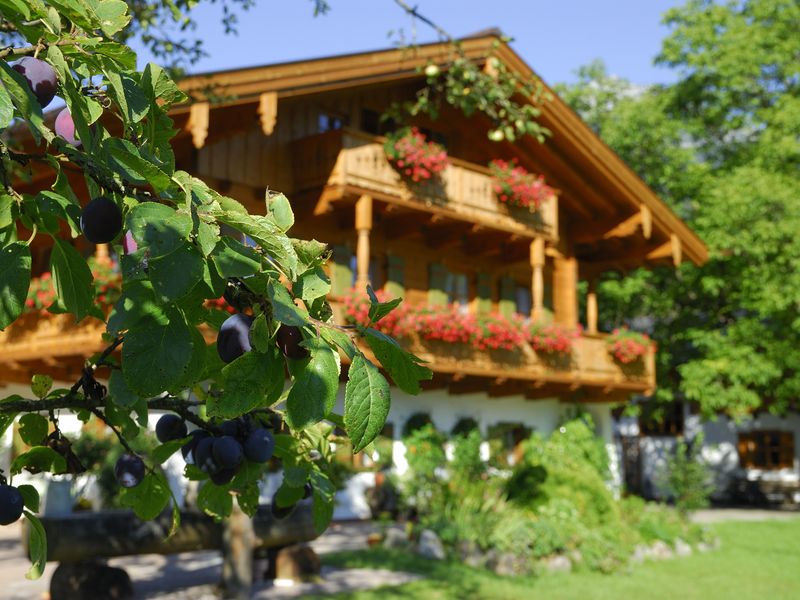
top-left (0, 39), bottom-right (79, 60)
top-left (0, 394), bottom-right (203, 416)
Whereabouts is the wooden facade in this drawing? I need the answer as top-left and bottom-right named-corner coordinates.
top-left (1, 34), bottom-right (707, 405)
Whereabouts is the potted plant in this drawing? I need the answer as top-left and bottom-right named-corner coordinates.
top-left (384, 126), bottom-right (449, 183)
top-left (606, 327), bottom-right (651, 363)
top-left (529, 322), bottom-right (580, 355)
top-left (489, 158), bottom-right (553, 211)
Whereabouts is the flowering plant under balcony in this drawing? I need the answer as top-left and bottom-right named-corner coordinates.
top-left (489, 158), bottom-right (553, 211)
top-left (384, 126), bottom-right (449, 183)
top-left (528, 322), bottom-right (581, 354)
top-left (606, 327), bottom-right (651, 364)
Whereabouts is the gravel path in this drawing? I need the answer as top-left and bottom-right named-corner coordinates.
top-left (691, 507), bottom-right (800, 524)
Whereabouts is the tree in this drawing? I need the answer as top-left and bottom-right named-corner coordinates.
top-left (559, 0), bottom-right (800, 420)
top-left (0, 0), bottom-right (434, 579)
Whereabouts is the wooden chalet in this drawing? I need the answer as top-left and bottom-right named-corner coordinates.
top-left (1, 34), bottom-right (708, 473)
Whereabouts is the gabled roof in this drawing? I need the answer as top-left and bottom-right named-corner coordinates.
top-left (175, 35), bottom-right (707, 268)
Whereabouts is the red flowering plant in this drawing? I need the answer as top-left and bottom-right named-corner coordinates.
top-left (25, 258), bottom-right (122, 314)
top-left (474, 313), bottom-right (528, 351)
top-left (607, 327), bottom-right (651, 364)
top-left (529, 322), bottom-right (581, 354)
top-left (384, 126), bottom-right (449, 183)
top-left (489, 159), bottom-right (554, 211)
top-left (341, 288), bottom-right (409, 337)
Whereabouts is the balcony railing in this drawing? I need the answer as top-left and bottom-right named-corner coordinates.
top-left (291, 128), bottom-right (558, 239)
top-left (0, 312), bottom-right (107, 365)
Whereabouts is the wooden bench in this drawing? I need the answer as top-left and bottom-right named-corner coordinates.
top-left (30, 505), bottom-right (319, 599)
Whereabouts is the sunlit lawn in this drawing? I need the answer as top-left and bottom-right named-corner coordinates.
top-left (312, 517), bottom-right (800, 599)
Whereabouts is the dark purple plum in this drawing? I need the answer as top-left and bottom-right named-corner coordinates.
top-left (114, 454), bottom-right (145, 489)
top-left (270, 492), bottom-right (295, 520)
top-left (216, 314), bottom-right (253, 363)
top-left (80, 197), bottom-right (123, 244)
top-left (244, 427), bottom-right (275, 463)
top-left (212, 436), bottom-right (244, 470)
top-left (276, 325), bottom-right (309, 360)
top-left (156, 414), bottom-right (188, 443)
top-left (181, 430), bottom-right (211, 464)
top-left (54, 108), bottom-right (80, 147)
top-left (210, 467), bottom-right (238, 486)
top-left (194, 437), bottom-right (218, 474)
top-left (0, 485), bottom-right (24, 525)
top-left (12, 57), bottom-right (57, 108)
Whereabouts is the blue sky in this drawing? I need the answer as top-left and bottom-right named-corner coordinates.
top-left (133, 1), bottom-right (683, 86)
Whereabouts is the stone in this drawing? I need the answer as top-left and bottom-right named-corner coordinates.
top-left (275, 544), bottom-right (321, 582)
top-left (493, 552), bottom-right (519, 576)
top-left (383, 528), bottom-right (408, 550)
top-left (649, 540), bottom-right (674, 560)
top-left (457, 541), bottom-right (487, 569)
top-left (416, 529), bottom-right (446, 560)
top-left (631, 544), bottom-right (649, 564)
top-left (51, 562), bottom-right (133, 600)
top-left (544, 554), bottom-right (572, 573)
top-left (674, 538), bottom-right (692, 558)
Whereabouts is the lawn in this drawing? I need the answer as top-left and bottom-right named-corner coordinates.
top-left (312, 517), bottom-right (800, 599)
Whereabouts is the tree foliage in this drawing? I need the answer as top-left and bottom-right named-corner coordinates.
top-left (0, 0), bottom-right (432, 577)
top-left (559, 0), bottom-right (800, 419)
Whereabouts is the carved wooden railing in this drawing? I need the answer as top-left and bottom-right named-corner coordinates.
top-left (0, 312), bottom-right (107, 365)
top-left (291, 128), bottom-right (558, 239)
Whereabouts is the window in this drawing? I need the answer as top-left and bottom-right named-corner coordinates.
top-left (487, 422), bottom-right (531, 467)
top-left (515, 285), bottom-right (532, 317)
top-left (318, 112), bottom-right (345, 133)
top-left (349, 255), bottom-right (385, 289)
top-left (738, 431), bottom-right (795, 470)
top-left (639, 402), bottom-right (684, 436)
top-left (360, 109), bottom-right (395, 136)
top-left (445, 271), bottom-right (469, 308)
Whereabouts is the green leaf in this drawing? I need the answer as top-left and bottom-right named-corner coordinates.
top-left (122, 312), bottom-right (194, 397)
top-left (108, 369), bottom-right (139, 408)
top-left (367, 285), bottom-right (403, 324)
top-left (152, 438), bottom-right (190, 465)
top-left (236, 483), bottom-right (260, 517)
top-left (50, 239), bottom-right (94, 322)
top-left (104, 69), bottom-right (149, 124)
top-left (93, 0), bottom-right (130, 37)
top-left (296, 267), bottom-right (331, 305)
top-left (107, 280), bottom-right (165, 334)
top-left (250, 313), bottom-right (272, 353)
top-left (319, 326), bottom-right (357, 360)
top-left (0, 242), bottom-right (31, 329)
top-left (0, 81), bottom-right (13, 128)
top-left (285, 343), bottom-right (339, 430)
top-left (0, 61), bottom-right (50, 143)
top-left (364, 328), bottom-right (432, 395)
top-left (211, 237), bottom-right (262, 278)
top-left (18, 415), bottom-right (49, 446)
top-left (24, 512), bottom-right (46, 580)
top-left (275, 482), bottom-right (303, 508)
top-left (30, 375), bottom-right (53, 399)
top-left (284, 466), bottom-right (309, 488)
top-left (268, 281), bottom-right (307, 326)
top-left (104, 138), bottom-right (171, 192)
top-left (209, 347), bottom-right (285, 419)
top-left (17, 485), bottom-right (39, 512)
top-left (197, 482), bottom-right (233, 519)
top-left (213, 209), bottom-right (298, 277)
top-left (344, 353), bottom-right (391, 452)
top-left (148, 243), bottom-right (204, 301)
top-left (127, 203), bottom-right (192, 258)
top-left (119, 472), bottom-right (171, 520)
top-left (310, 470), bottom-right (336, 534)
top-left (11, 447), bottom-right (67, 475)
top-left (267, 193), bottom-right (294, 231)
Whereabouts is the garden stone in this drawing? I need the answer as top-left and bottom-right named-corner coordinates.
top-left (458, 541), bottom-right (487, 569)
top-left (417, 529), bottom-right (446, 560)
top-left (493, 552), bottom-right (519, 576)
top-left (50, 562), bottom-right (133, 600)
top-left (544, 554), bottom-right (572, 573)
top-left (631, 544), bottom-right (649, 564)
top-left (383, 528), bottom-right (408, 550)
top-left (674, 538), bottom-right (692, 557)
top-left (484, 549), bottom-right (499, 570)
top-left (649, 540), bottom-right (674, 560)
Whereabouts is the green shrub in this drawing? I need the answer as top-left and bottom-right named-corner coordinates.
top-left (660, 433), bottom-right (713, 515)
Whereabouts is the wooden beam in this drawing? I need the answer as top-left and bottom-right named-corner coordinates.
top-left (448, 376), bottom-right (486, 395)
top-left (423, 220), bottom-right (466, 249)
top-left (257, 92), bottom-right (278, 135)
top-left (671, 233), bottom-right (682, 267)
top-left (382, 213), bottom-right (423, 240)
top-left (640, 205), bottom-right (652, 239)
top-left (355, 195), bottom-right (372, 287)
top-left (572, 211), bottom-right (642, 244)
top-left (188, 102), bottom-right (209, 149)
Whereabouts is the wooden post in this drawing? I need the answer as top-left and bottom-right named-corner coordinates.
top-left (94, 243), bottom-right (111, 265)
top-left (530, 237), bottom-right (545, 321)
top-left (221, 502), bottom-right (255, 600)
top-left (586, 278), bottom-right (598, 334)
top-left (552, 253), bottom-right (578, 327)
top-left (355, 195), bottom-right (373, 288)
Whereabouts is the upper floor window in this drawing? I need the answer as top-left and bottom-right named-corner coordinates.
top-left (738, 431), bottom-right (795, 470)
top-left (515, 285), bottom-right (532, 317)
top-left (349, 255), bottom-right (385, 290)
top-left (318, 112), bottom-right (345, 133)
top-left (639, 402), bottom-right (684, 436)
top-left (361, 109), bottom-right (396, 136)
top-left (445, 271), bottom-right (469, 308)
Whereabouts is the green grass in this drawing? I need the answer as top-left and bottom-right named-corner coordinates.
top-left (311, 518), bottom-right (800, 599)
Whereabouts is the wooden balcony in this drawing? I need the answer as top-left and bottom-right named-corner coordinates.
top-left (291, 129), bottom-right (559, 241)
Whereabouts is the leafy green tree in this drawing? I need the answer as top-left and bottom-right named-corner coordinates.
top-left (559, 0), bottom-right (800, 420)
top-left (0, 0), bottom-right (432, 579)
